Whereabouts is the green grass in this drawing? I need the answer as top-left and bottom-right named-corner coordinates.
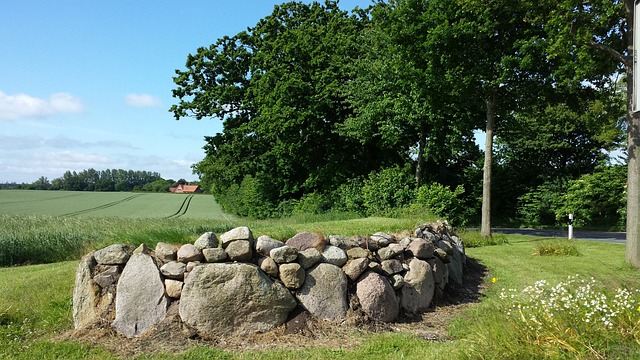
top-left (1, 230), bottom-right (639, 358)
top-left (1, 191), bottom-right (639, 358)
top-left (0, 190), bottom-right (228, 219)
top-left (533, 239), bottom-right (581, 256)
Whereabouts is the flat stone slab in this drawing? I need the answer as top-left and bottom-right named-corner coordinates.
top-left (112, 253), bottom-right (168, 337)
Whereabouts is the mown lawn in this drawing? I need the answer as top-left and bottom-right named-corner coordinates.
top-left (1, 215), bottom-right (639, 359)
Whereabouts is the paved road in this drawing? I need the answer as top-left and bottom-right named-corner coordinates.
top-left (491, 228), bottom-right (626, 245)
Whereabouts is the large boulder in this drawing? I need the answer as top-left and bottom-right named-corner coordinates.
top-left (286, 232), bottom-right (326, 252)
top-left (112, 253), bottom-right (168, 337)
top-left (279, 263), bottom-right (305, 289)
top-left (177, 244), bottom-right (204, 263)
top-left (73, 253), bottom-right (112, 329)
top-left (179, 263), bottom-right (296, 335)
top-left (155, 242), bottom-right (179, 263)
top-left (194, 232), bottom-right (219, 250)
top-left (94, 244), bottom-right (131, 265)
top-left (328, 235), bottom-right (359, 250)
top-left (225, 240), bottom-right (253, 262)
top-left (377, 243), bottom-right (404, 260)
top-left (321, 245), bottom-right (347, 267)
top-left (202, 248), bottom-right (228, 263)
top-left (296, 263), bottom-right (348, 321)
top-left (220, 226), bottom-right (254, 248)
top-left (255, 235), bottom-right (285, 257)
top-left (257, 256), bottom-right (279, 277)
top-left (342, 258), bottom-right (369, 281)
top-left (447, 245), bottom-right (465, 285)
top-left (406, 238), bottom-right (435, 260)
top-left (370, 232), bottom-right (395, 247)
top-left (400, 258), bottom-right (435, 314)
top-left (297, 248), bottom-right (322, 269)
top-left (356, 272), bottom-right (399, 322)
top-left (160, 261), bottom-right (186, 280)
top-left (270, 245), bottom-right (298, 264)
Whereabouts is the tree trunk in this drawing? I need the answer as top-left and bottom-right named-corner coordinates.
top-left (415, 123), bottom-right (427, 188)
top-left (481, 92), bottom-right (496, 238)
top-left (626, 0), bottom-right (640, 267)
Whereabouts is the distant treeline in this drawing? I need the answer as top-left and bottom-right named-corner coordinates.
top-left (1, 169), bottom-right (196, 193)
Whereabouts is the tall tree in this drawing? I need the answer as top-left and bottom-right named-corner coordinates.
top-left (343, 0), bottom-right (475, 188)
top-left (447, 0), bottom-right (554, 237)
top-left (171, 1), bottom-right (373, 216)
top-left (538, 0), bottom-right (638, 265)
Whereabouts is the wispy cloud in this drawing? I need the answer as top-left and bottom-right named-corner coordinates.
top-left (125, 93), bottom-right (162, 107)
top-left (0, 91), bottom-right (84, 120)
top-left (0, 135), bottom-right (136, 150)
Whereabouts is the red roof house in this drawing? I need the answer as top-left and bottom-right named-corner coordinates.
top-left (169, 184), bottom-right (202, 193)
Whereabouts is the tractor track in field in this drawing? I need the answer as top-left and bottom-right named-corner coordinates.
top-left (1, 192), bottom-right (85, 205)
top-left (61, 194), bottom-right (145, 217)
top-left (166, 194), bottom-right (194, 219)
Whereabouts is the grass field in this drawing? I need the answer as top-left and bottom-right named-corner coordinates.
top-left (0, 190), bottom-right (639, 358)
top-left (0, 190), bottom-right (229, 219)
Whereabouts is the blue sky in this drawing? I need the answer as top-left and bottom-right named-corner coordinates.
top-left (1, 0), bottom-right (372, 183)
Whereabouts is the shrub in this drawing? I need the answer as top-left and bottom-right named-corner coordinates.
top-left (413, 183), bottom-right (466, 226)
top-left (559, 165), bottom-right (627, 229)
top-left (215, 175), bottom-right (276, 219)
top-left (291, 192), bottom-right (331, 215)
top-left (517, 165), bottom-right (627, 229)
top-left (332, 178), bottom-right (365, 214)
top-left (517, 182), bottom-right (565, 227)
top-left (361, 166), bottom-right (415, 215)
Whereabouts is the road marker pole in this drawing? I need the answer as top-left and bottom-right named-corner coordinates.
top-left (568, 213), bottom-right (574, 239)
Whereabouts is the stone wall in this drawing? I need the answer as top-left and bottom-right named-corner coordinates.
top-left (73, 221), bottom-right (465, 338)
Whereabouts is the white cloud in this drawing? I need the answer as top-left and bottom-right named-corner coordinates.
top-left (125, 93), bottom-right (162, 107)
top-left (0, 135), bottom-right (136, 150)
top-left (0, 91), bottom-right (84, 120)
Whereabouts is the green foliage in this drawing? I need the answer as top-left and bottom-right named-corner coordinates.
top-left (412, 183), bottom-right (465, 226)
top-left (331, 178), bottom-right (365, 214)
top-left (533, 240), bottom-right (581, 256)
top-left (361, 167), bottom-right (414, 215)
top-left (517, 182), bottom-right (566, 227)
top-left (560, 165), bottom-right (627, 228)
top-left (290, 192), bottom-right (331, 216)
top-left (518, 165), bottom-right (627, 229)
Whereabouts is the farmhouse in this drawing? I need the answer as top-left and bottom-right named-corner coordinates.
top-left (169, 184), bottom-right (202, 193)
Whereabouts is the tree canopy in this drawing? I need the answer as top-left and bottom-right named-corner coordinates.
top-left (170, 0), bottom-right (628, 237)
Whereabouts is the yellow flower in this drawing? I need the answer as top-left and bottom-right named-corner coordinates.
top-left (492, 277), bottom-right (497, 284)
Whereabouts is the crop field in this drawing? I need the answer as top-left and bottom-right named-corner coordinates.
top-left (0, 190), bottom-right (230, 219)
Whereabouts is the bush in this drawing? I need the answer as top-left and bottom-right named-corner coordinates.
top-left (332, 178), bottom-right (365, 214)
top-left (412, 183), bottom-right (466, 226)
top-left (215, 175), bottom-right (276, 219)
top-left (517, 165), bottom-right (627, 229)
top-left (291, 192), bottom-right (331, 215)
top-left (517, 182), bottom-right (565, 227)
top-left (559, 165), bottom-right (626, 229)
top-left (361, 166), bottom-right (415, 215)
top-left (456, 230), bottom-right (509, 247)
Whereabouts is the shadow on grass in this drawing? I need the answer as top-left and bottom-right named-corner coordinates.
top-left (394, 256), bottom-right (489, 328)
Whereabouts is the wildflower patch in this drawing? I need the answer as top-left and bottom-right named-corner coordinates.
top-left (498, 275), bottom-right (640, 357)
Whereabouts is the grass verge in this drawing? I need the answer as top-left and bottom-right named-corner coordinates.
top-left (1, 218), bottom-right (639, 358)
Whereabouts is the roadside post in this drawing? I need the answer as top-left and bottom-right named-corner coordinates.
top-left (568, 213), bottom-right (574, 239)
